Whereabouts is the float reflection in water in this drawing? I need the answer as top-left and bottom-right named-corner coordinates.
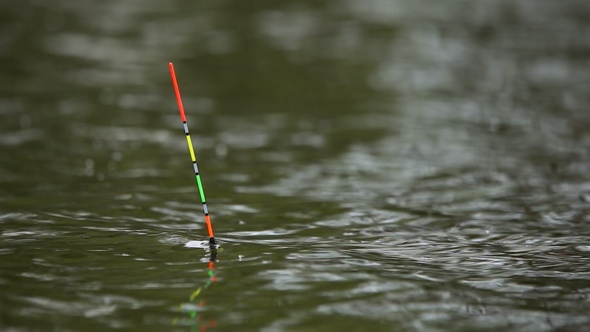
top-left (173, 250), bottom-right (219, 331)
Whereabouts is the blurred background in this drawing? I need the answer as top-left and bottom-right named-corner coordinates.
top-left (1, 0), bottom-right (590, 331)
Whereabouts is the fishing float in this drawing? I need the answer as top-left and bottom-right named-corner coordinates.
top-left (168, 62), bottom-right (218, 249)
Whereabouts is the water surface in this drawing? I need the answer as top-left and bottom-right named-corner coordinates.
top-left (1, 1), bottom-right (590, 331)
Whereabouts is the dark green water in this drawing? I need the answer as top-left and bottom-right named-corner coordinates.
top-left (1, 1), bottom-right (590, 331)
